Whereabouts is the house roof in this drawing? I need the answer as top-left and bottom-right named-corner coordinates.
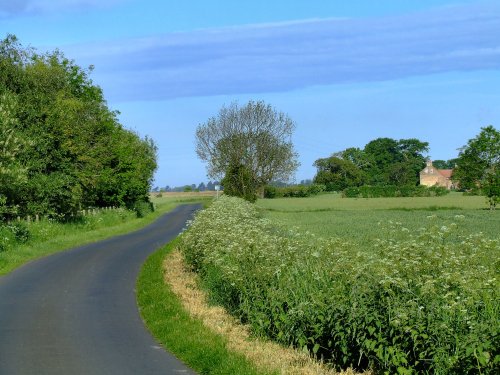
top-left (438, 169), bottom-right (453, 178)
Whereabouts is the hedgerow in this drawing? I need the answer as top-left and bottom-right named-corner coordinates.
top-left (343, 185), bottom-right (449, 198)
top-left (179, 196), bottom-right (499, 374)
top-left (264, 184), bottom-right (325, 198)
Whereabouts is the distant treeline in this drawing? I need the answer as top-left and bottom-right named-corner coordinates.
top-left (1, 35), bottom-right (157, 220)
top-left (313, 137), bottom-right (432, 191)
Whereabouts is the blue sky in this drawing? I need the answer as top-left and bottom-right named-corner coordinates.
top-left (2, 0), bottom-right (499, 187)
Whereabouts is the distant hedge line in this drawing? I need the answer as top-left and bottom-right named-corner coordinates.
top-left (263, 184), bottom-right (450, 199)
top-left (343, 185), bottom-right (450, 198)
top-left (263, 184), bottom-right (325, 198)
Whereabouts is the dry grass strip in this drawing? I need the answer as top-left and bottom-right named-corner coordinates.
top-left (163, 249), bottom-right (370, 375)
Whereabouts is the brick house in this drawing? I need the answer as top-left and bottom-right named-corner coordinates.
top-left (419, 160), bottom-right (455, 189)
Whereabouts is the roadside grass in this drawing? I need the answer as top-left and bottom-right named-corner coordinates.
top-left (137, 238), bottom-right (274, 375)
top-left (0, 194), bottom-right (213, 275)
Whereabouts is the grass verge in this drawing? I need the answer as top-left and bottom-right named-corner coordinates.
top-left (137, 238), bottom-right (273, 375)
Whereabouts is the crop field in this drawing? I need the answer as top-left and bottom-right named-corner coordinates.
top-left (256, 192), bottom-right (500, 247)
top-left (180, 195), bottom-right (499, 374)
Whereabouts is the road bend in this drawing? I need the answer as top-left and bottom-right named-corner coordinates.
top-left (0, 204), bottom-right (200, 375)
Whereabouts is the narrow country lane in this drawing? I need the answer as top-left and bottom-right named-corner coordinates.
top-left (0, 204), bottom-right (200, 375)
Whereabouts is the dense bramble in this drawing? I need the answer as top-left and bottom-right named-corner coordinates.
top-left (180, 196), bottom-right (499, 374)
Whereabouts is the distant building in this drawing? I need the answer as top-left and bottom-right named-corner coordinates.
top-left (420, 160), bottom-right (455, 189)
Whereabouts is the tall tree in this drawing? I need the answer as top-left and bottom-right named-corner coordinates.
top-left (195, 100), bottom-right (299, 199)
top-left (0, 91), bottom-right (27, 216)
top-left (0, 35), bottom-right (157, 219)
top-left (363, 138), bottom-right (401, 185)
top-left (453, 125), bottom-right (499, 208)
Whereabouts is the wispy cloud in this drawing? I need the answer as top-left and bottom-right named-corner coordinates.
top-left (64, 2), bottom-right (500, 102)
top-left (0, 0), bottom-right (123, 17)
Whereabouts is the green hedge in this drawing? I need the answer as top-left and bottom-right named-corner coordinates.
top-left (264, 184), bottom-right (325, 198)
top-left (343, 185), bottom-right (450, 198)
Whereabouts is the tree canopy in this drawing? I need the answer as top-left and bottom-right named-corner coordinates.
top-left (195, 100), bottom-right (299, 200)
top-left (453, 125), bottom-right (499, 208)
top-left (0, 35), bottom-right (157, 219)
top-left (314, 137), bottom-right (429, 190)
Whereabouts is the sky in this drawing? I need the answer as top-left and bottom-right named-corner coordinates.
top-left (1, 0), bottom-right (499, 187)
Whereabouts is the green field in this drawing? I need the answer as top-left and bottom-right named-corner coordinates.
top-left (256, 192), bottom-right (499, 245)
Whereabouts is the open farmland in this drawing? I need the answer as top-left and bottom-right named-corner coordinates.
top-left (256, 192), bottom-right (500, 246)
top-left (180, 195), bottom-right (499, 374)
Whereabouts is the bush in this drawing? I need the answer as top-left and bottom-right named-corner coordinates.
top-left (0, 221), bottom-right (31, 252)
top-left (131, 200), bottom-right (154, 218)
top-left (263, 185), bottom-right (278, 199)
top-left (180, 196), bottom-right (499, 374)
top-left (7, 222), bottom-right (30, 243)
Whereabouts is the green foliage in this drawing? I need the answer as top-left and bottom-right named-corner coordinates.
top-left (222, 163), bottom-right (257, 202)
top-left (313, 156), bottom-right (365, 191)
top-left (483, 167), bottom-right (500, 210)
top-left (454, 125), bottom-right (499, 208)
top-left (0, 35), bottom-right (157, 220)
top-left (0, 221), bottom-right (31, 252)
top-left (316, 138), bottom-right (429, 189)
top-left (180, 196), bottom-right (499, 374)
top-left (263, 184), bottom-right (325, 198)
top-left (131, 201), bottom-right (155, 218)
top-left (343, 185), bottom-right (449, 198)
top-left (432, 159), bottom-right (458, 170)
top-left (454, 126), bottom-right (499, 188)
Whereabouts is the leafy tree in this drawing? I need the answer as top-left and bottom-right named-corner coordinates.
top-left (338, 147), bottom-right (371, 169)
top-left (327, 138), bottom-right (428, 187)
top-left (432, 159), bottom-right (458, 170)
top-left (454, 125), bottom-right (499, 208)
top-left (195, 100), bottom-right (299, 199)
top-left (0, 91), bottom-right (28, 217)
top-left (388, 138), bottom-right (429, 185)
top-left (313, 156), bottom-right (364, 191)
top-left (0, 35), bottom-right (157, 219)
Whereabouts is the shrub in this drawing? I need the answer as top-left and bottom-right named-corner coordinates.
top-left (263, 185), bottom-right (278, 198)
top-left (7, 222), bottom-right (30, 243)
top-left (180, 196), bottom-right (499, 374)
top-left (0, 222), bottom-right (31, 251)
top-left (131, 200), bottom-right (154, 218)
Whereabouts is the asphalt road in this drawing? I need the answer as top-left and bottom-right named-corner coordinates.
top-left (0, 204), bottom-right (200, 375)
